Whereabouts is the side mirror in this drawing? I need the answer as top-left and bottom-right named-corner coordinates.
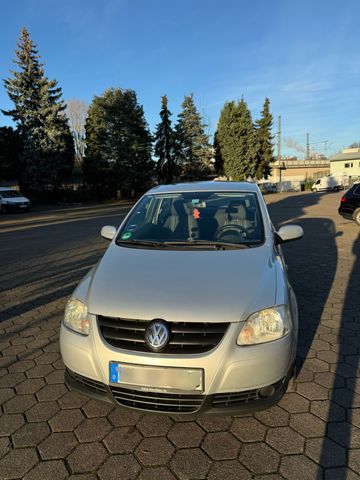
top-left (101, 225), bottom-right (117, 241)
top-left (276, 225), bottom-right (304, 244)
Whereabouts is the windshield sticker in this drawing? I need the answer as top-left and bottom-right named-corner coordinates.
top-left (193, 208), bottom-right (201, 220)
top-left (121, 232), bottom-right (132, 240)
top-left (191, 199), bottom-right (199, 204)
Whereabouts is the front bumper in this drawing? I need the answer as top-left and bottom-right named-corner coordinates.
top-left (65, 367), bottom-right (292, 415)
top-left (60, 314), bottom-right (296, 415)
top-left (2, 203), bottom-right (30, 212)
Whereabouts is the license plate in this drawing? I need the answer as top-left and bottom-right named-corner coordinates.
top-left (20, 205), bottom-right (27, 208)
top-left (109, 362), bottom-right (204, 393)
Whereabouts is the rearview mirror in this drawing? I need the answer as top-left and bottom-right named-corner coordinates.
top-left (276, 225), bottom-right (304, 244)
top-left (101, 225), bottom-right (117, 241)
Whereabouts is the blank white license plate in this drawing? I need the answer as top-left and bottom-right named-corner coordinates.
top-left (109, 362), bottom-right (204, 393)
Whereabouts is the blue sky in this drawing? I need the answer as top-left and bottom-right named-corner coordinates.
top-left (1, 0), bottom-right (359, 158)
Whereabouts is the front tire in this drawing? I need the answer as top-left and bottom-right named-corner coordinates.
top-left (354, 208), bottom-right (360, 226)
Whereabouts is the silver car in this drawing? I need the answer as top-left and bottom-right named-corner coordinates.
top-left (60, 181), bottom-right (303, 415)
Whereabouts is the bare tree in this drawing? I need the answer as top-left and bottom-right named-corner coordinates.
top-left (65, 99), bottom-right (88, 166)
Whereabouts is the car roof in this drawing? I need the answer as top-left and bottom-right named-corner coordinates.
top-left (147, 181), bottom-right (259, 195)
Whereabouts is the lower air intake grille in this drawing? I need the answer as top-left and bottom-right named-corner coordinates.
top-left (111, 385), bottom-right (205, 413)
top-left (67, 368), bottom-right (108, 394)
top-left (212, 389), bottom-right (261, 407)
top-left (98, 316), bottom-right (229, 354)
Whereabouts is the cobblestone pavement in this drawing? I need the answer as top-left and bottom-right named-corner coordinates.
top-left (0, 192), bottom-right (359, 480)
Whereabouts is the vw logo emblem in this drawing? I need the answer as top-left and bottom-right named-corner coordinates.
top-left (145, 320), bottom-right (170, 352)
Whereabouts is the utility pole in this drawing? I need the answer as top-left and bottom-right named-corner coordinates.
top-left (306, 133), bottom-right (310, 161)
top-left (278, 115), bottom-right (281, 183)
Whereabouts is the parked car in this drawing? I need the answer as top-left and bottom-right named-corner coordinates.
top-left (0, 187), bottom-right (30, 213)
top-left (60, 181), bottom-right (303, 415)
top-left (258, 182), bottom-right (277, 194)
top-left (311, 175), bottom-right (344, 192)
top-left (338, 182), bottom-right (360, 226)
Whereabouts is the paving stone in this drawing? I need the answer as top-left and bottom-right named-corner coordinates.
top-left (49, 409), bottom-right (85, 432)
top-left (107, 407), bottom-right (144, 426)
top-left (348, 408), bottom-right (360, 428)
top-left (295, 368), bottom-right (314, 383)
top-left (196, 415), bottom-right (232, 432)
top-left (278, 392), bottom-right (310, 413)
top-left (15, 378), bottom-right (46, 394)
top-left (74, 417), bottom-right (112, 442)
top-left (137, 414), bottom-right (173, 437)
top-left (240, 443), bottom-right (280, 474)
top-left (325, 467), bottom-right (360, 480)
top-left (347, 450), bottom-right (360, 476)
top-left (3, 393), bottom-right (36, 413)
top-left (170, 414), bottom-right (199, 422)
top-left (0, 447), bottom-right (39, 479)
top-left (255, 405), bottom-right (289, 427)
top-left (26, 401), bottom-right (60, 422)
top-left (280, 454), bottom-right (322, 480)
top-left (289, 412), bottom-right (326, 438)
top-left (317, 350), bottom-right (342, 364)
top-left (0, 372), bottom-right (26, 388)
top-left (137, 467), bottom-right (176, 480)
top-left (266, 426), bottom-right (304, 454)
top-left (0, 413), bottom-right (25, 436)
top-left (68, 475), bottom-right (98, 480)
top-left (103, 426), bottom-right (142, 454)
top-left (310, 400), bottom-right (346, 422)
top-left (45, 369), bottom-right (65, 384)
top-left (39, 432), bottom-right (79, 459)
top-left (314, 371), bottom-right (345, 389)
top-left (135, 437), bottom-right (175, 466)
top-left (35, 352), bottom-right (60, 365)
top-left (23, 460), bottom-right (69, 480)
top-left (0, 388), bottom-right (15, 405)
top-left (8, 360), bottom-right (35, 373)
top-left (2, 344), bottom-right (27, 356)
top-left (302, 358), bottom-right (329, 373)
top-left (297, 382), bottom-right (329, 400)
top-left (26, 364), bottom-right (54, 378)
top-left (332, 388), bottom-right (360, 408)
top-left (305, 437), bottom-right (346, 467)
top-left (0, 437), bottom-right (11, 459)
top-left (171, 448), bottom-right (211, 480)
top-left (231, 416), bottom-right (266, 442)
top-left (208, 460), bottom-right (252, 480)
top-left (168, 422), bottom-right (205, 448)
top-left (57, 390), bottom-right (88, 409)
top-left (98, 454), bottom-right (141, 480)
top-left (327, 422), bottom-right (360, 448)
top-left (67, 442), bottom-right (108, 474)
top-left (36, 383), bottom-right (67, 402)
top-left (82, 399), bottom-right (114, 418)
top-left (12, 421), bottom-right (50, 447)
top-left (202, 431), bottom-right (240, 460)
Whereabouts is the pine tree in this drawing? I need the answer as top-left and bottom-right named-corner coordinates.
top-left (253, 98), bottom-right (274, 179)
top-left (154, 95), bottom-right (177, 183)
top-left (174, 94), bottom-right (212, 180)
top-left (84, 88), bottom-right (154, 198)
top-left (217, 98), bottom-right (256, 181)
top-left (213, 130), bottom-right (223, 175)
top-left (3, 28), bottom-right (74, 192)
top-left (0, 127), bottom-right (21, 180)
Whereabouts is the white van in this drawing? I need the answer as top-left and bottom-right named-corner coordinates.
top-left (311, 176), bottom-right (344, 192)
top-left (0, 187), bottom-right (31, 213)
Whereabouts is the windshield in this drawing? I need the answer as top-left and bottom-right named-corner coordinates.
top-left (0, 190), bottom-right (22, 198)
top-left (117, 191), bottom-right (264, 247)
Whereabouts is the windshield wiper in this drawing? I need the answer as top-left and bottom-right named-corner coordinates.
top-left (164, 240), bottom-right (251, 250)
top-left (116, 239), bottom-right (167, 248)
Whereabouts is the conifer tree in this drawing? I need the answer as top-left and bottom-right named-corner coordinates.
top-left (253, 97), bottom-right (274, 179)
top-left (3, 28), bottom-right (74, 192)
top-left (213, 130), bottom-right (223, 175)
top-left (0, 127), bottom-right (21, 180)
top-left (154, 95), bottom-right (176, 183)
top-left (174, 94), bottom-right (212, 180)
top-left (84, 88), bottom-right (154, 198)
top-left (217, 98), bottom-right (256, 181)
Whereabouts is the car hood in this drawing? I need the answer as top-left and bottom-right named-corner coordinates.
top-left (87, 243), bottom-right (277, 323)
top-left (3, 196), bottom-right (29, 203)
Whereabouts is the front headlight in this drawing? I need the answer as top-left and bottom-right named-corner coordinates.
top-left (237, 306), bottom-right (291, 346)
top-left (64, 298), bottom-right (89, 335)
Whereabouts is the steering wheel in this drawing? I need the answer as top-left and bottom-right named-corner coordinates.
top-left (214, 224), bottom-right (247, 240)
